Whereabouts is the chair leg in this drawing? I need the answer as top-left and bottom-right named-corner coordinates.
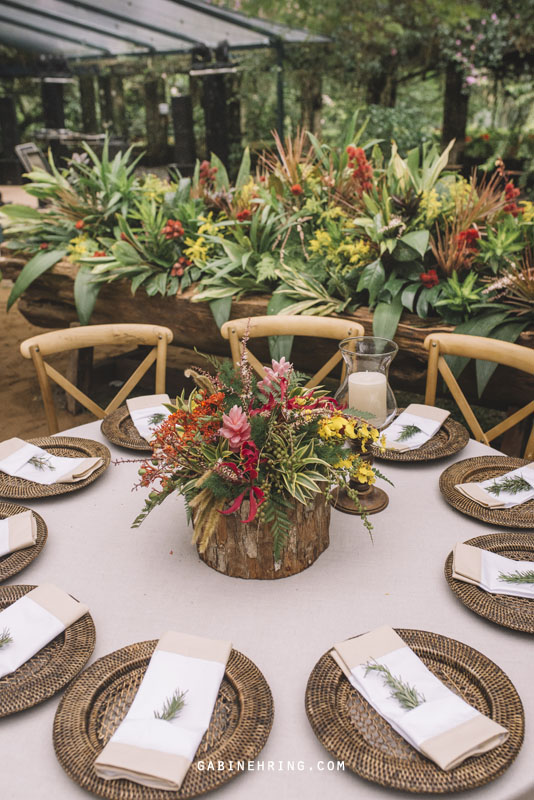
top-left (30, 346), bottom-right (59, 434)
top-left (524, 420), bottom-right (534, 460)
top-left (155, 335), bottom-right (167, 393)
top-left (424, 341), bottom-right (439, 405)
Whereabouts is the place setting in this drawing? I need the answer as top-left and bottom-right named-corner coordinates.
top-left (100, 394), bottom-right (173, 452)
top-left (0, 502), bottom-right (47, 582)
top-left (439, 456), bottom-right (534, 528)
top-left (0, 436), bottom-right (110, 499)
top-left (53, 630), bottom-right (274, 799)
top-left (305, 625), bottom-right (524, 794)
top-left (0, 583), bottom-right (95, 717)
top-left (445, 533), bottom-right (534, 634)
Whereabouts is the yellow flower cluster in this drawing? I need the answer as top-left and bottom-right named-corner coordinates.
top-left (318, 414), bottom-right (358, 440)
top-left (353, 461), bottom-right (376, 485)
top-left (197, 213), bottom-right (218, 237)
top-left (309, 229), bottom-right (332, 253)
top-left (419, 189), bottom-right (441, 223)
top-left (67, 235), bottom-right (89, 259)
top-left (320, 205), bottom-right (345, 221)
top-left (139, 174), bottom-right (168, 202)
top-left (520, 201), bottom-right (534, 223)
top-left (447, 177), bottom-right (472, 209)
top-left (184, 236), bottom-right (208, 264)
top-left (337, 239), bottom-right (371, 266)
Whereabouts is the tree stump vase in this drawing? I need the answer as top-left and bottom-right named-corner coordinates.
top-left (196, 494), bottom-right (331, 579)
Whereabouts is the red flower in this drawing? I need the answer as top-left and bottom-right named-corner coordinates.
top-left (236, 209), bottom-right (252, 222)
top-left (75, 220), bottom-right (84, 229)
top-left (39, 242), bottom-right (49, 250)
top-left (465, 135), bottom-right (472, 143)
top-left (481, 133), bottom-right (490, 141)
top-left (457, 227), bottom-right (480, 247)
top-left (290, 183), bottom-right (303, 196)
top-left (346, 146), bottom-right (373, 197)
top-left (420, 269), bottom-right (439, 288)
top-left (346, 145), bottom-right (357, 159)
top-left (94, 250), bottom-right (107, 257)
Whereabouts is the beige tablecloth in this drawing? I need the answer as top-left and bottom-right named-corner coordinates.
top-left (0, 421), bottom-right (531, 800)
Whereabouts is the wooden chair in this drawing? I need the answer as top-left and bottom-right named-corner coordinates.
top-left (20, 323), bottom-right (173, 434)
top-left (424, 332), bottom-right (534, 458)
top-left (220, 315), bottom-right (365, 388)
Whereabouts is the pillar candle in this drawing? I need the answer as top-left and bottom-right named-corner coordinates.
top-left (348, 371), bottom-right (387, 427)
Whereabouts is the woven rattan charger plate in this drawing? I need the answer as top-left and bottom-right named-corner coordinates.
top-left (0, 502), bottom-right (47, 582)
top-left (54, 641), bottom-right (274, 799)
top-left (445, 533), bottom-right (534, 634)
top-left (305, 628), bottom-right (523, 794)
top-left (101, 406), bottom-right (152, 452)
top-left (0, 437), bottom-right (110, 500)
top-left (372, 410), bottom-right (469, 462)
top-left (0, 585), bottom-right (95, 717)
top-left (439, 456), bottom-right (534, 528)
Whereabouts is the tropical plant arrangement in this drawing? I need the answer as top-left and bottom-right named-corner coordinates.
top-left (2, 115), bottom-right (534, 396)
top-left (132, 349), bottom-right (386, 559)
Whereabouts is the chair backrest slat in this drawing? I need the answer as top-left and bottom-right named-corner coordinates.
top-left (424, 333), bottom-right (534, 458)
top-left (21, 324), bottom-right (173, 434)
top-left (221, 315), bottom-right (365, 389)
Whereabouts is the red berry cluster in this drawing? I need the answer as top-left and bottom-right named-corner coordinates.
top-left (236, 209), bottom-right (252, 222)
top-left (94, 250), bottom-right (107, 257)
top-left (457, 227), bottom-right (481, 251)
top-left (162, 219), bottom-right (184, 239)
top-left (420, 268), bottom-right (439, 288)
top-left (346, 145), bottom-right (373, 195)
top-left (290, 183), bottom-right (303, 196)
top-left (199, 160), bottom-right (218, 186)
top-left (171, 256), bottom-right (192, 277)
top-left (75, 220), bottom-right (84, 230)
top-left (504, 181), bottom-right (520, 217)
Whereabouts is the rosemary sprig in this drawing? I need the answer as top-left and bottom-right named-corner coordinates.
top-left (498, 569), bottom-right (534, 584)
top-left (154, 688), bottom-right (188, 721)
top-left (0, 627), bottom-right (13, 648)
top-left (148, 412), bottom-right (166, 427)
top-left (486, 474), bottom-right (532, 496)
top-left (364, 659), bottom-right (425, 710)
top-left (28, 454), bottom-right (55, 471)
top-left (395, 424), bottom-right (423, 443)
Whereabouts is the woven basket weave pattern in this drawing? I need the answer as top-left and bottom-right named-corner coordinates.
top-left (445, 533), bottom-right (534, 634)
top-left (101, 406), bottom-right (152, 452)
top-left (54, 641), bottom-right (274, 799)
top-left (0, 502), bottom-right (47, 581)
top-left (374, 414), bottom-right (469, 463)
top-left (305, 628), bottom-right (523, 794)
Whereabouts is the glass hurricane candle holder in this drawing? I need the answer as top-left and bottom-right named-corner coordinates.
top-left (333, 336), bottom-right (398, 516)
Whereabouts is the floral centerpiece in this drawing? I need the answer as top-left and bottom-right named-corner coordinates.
top-left (133, 349), bottom-right (386, 579)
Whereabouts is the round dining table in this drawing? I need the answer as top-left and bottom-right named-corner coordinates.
top-left (0, 420), bottom-right (531, 800)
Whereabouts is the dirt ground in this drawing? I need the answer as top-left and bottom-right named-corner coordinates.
top-left (0, 280), bottom-right (95, 438)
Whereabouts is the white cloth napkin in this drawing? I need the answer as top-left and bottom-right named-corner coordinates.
top-left (95, 631), bottom-right (232, 790)
top-left (126, 395), bottom-right (171, 442)
top-left (0, 510), bottom-right (37, 557)
top-left (0, 583), bottom-right (89, 678)
top-left (383, 404), bottom-right (450, 452)
top-left (0, 438), bottom-right (103, 486)
top-left (332, 626), bottom-right (507, 771)
top-left (453, 542), bottom-right (534, 599)
top-left (455, 463), bottom-right (534, 509)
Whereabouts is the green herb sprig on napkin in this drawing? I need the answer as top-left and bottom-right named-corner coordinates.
top-left (498, 569), bottom-right (534, 584)
top-left (486, 475), bottom-right (532, 496)
top-left (0, 628), bottom-right (13, 648)
top-left (364, 659), bottom-right (425, 710)
top-left (395, 424), bottom-right (422, 443)
top-left (154, 689), bottom-right (188, 721)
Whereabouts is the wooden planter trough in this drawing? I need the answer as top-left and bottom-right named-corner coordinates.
top-left (2, 252), bottom-right (534, 411)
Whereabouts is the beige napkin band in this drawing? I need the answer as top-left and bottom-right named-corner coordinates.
top-left (421, 715), bottom-right (508, 771)
top-left (156, 630), bottom-right (232, 664)
top-left (127, 395), bottom-right (170, 412)
top-left (7, 511), bottom-right (37, 551)
top-left (55, 457), bottom-right (103, 484)
top-left (405, 404), bottom-right (450, 424)
top-left (452, 543), bottom-right (482, 585)
top-left (0, 438), bottom-right (26, 461)
top-left (333, 625), bottom-right (403, 670)
top-left (95, 743), bottom-right (189, 790)
top-left (455, 483), bottom-right (504, 508)
top-left (28, 584), bottom-right (88, 627)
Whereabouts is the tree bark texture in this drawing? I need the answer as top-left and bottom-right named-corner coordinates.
top-left (442, 62), bottom-right (469, 165)
top-left (144, 75), bottom-right (169, 165)
top-left (2, 253), bottom-right (534, 411)
top-left (197, 493), bottom-right (331, 579)
top-left (79, 75), bottom-right (98, 134)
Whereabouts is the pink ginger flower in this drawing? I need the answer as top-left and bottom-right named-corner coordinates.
top-left (219, 405), bottom-right (251, 451)
top-left (257, 357), bottom-right (292, 395)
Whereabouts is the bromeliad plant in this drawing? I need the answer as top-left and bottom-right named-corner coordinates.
top-left (133, 350), bottom-right (386, 558)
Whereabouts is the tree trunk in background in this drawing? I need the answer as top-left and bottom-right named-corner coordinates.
top-left (299, 70), bottom-right (322, 134)
top-left (225, 73), bottom-right (242, 177)
top-left (98, 74), bottom-right (113, 131)
top-left (79, 75), bottom-right (98, 134)
top-left (201, 74), bottom-right (229, 166)
top-left (171, 95), bottom-right (196, 173)
top-left (110, 75), bottom-right (127, 141)
top-left (144, 75), bottom-right (168, 165)
top-left (366, 59), bottom-right (397, 107)
top-left (41, 80), bottom-right (65, 160)
top-left (442, 62), bottom-right (469, 165)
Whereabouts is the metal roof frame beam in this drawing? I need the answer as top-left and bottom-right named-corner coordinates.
top-left (0, 13), bottom-right (110, 54)
top-left (1, 0), bottom-right (156, 52)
